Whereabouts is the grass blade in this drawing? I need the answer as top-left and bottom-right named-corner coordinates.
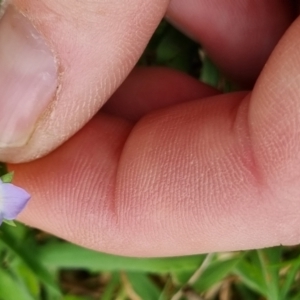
top-left (101, 273), bottom-right (120, 300)
top-left (126, 272), bottom-right (160, 300)
top-left (38, 242), bottom-right (204, 273)
top-left (280, 257), bottom-right (300, 299)
top-left (234, 252), bottom-right (267, 296)
top-left (193, 255), bottom-right (242, 292)
top-left (0, 225), bottom-right (61, 297)
top-left (0, 268), bottom-right (35, 300)
top-left (257, 248), bottom-right (281, 300)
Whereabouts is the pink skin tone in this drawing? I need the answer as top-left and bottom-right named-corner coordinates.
top-left (0, 0), bottom-right (299, 256)
top-left (166, 0), bottom-right (295, 87)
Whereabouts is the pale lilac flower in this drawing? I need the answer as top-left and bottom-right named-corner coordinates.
top-left (0, 179), bottom-right (30, 225)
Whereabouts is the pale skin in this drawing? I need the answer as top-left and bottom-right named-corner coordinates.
top-left (3, 0), bottom-right (300, 256)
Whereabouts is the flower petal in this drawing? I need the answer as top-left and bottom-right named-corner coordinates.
top-left (0, 179), bottom-right (30, 221)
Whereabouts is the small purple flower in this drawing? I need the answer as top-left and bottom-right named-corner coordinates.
top-left (0, 179), bottom-right (30, 225)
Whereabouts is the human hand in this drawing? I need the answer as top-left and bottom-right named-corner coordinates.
top-left (2, 0), bottom-right (299, 256)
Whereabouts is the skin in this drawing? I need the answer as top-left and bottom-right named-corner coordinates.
top-left (2, 0), bottom-right (300, 256)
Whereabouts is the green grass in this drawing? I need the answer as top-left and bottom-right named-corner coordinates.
top-left (1, 223), bottom-right (300, 299)
top-left (1, 20), bottom-right (300, 300)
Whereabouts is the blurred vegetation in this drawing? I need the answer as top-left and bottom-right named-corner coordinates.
top-left (1, 222), bottom-right (300, 300)
top-left (1, 20), bottom-right (300, 300)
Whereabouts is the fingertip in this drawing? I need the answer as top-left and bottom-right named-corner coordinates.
top-left (0, 0), bottom-right (169, 163)
top-left (167, 0), bottom-right (295, 86)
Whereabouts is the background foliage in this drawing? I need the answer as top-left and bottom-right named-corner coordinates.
top-left (1, 20), bottom-right (300, 300)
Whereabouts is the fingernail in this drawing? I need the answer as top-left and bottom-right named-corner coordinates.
top-left (0, 5), bottom-right (57, 147)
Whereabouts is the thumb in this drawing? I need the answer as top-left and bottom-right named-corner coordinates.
top-left (0, 0), bottom-right (169, 162)
top-left (246, 16), bottom-right (300, 247)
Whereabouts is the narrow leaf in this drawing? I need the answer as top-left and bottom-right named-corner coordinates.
top-left (127, 272), bottom-right (160, 300)
top-left (38, 242), bottom-right (204, 273)
top-left (234, 257), bottom-right (267, 296)
top-left (1, 172), bottom-right (14, 183)
top-left (0, 268), bottom-right (35, 300)
top-left (0, 226), bottom-right (61, 297)
top-left (193, 256), bottom-right (242, 292)
top-left (3, 220), bottom-right (16, 227)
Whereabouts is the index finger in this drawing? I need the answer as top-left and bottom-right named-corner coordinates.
top-left (11, 16), bottom-right (300, 256)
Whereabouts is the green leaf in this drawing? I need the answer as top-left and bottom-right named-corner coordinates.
top-left (14, 262), bottom-right (41, 299)
top-left (1, 221), bottom-right (29, 240)
top-left (101, 273), bottom-right (120, 300)
top-left (0, 226), bottom-right (61, 297)
top-left (280, 257), bottom-right (300, 299)
top-left (139, 20), bottom-right (200, 76)
top-left (172, 255), bottom-right (206, 285)
top-left (257, 248), bottom-right (281, 300)
top-left (199, 53), bottom-right (238, 92)
top-left (156, 25), bottom-right (199, 73)
top-left (1, 171), bottom-right (14, 183)
top-left (126, 272), bottom-right (160, 300)
top-left (3, 220), bottom-right (16, 227)
top-left (234, 251), bottom-right (268, 296)
top-left (38, 242), bottom-right (204, 273)
top-left (0, 268), bottom-right (35, 300)
top-left (158, 277), bottom-right (173, 300)
top-left (193, 256), bottom-right (242, 292)
top-left (200, 53), bottom-right (220, 88)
